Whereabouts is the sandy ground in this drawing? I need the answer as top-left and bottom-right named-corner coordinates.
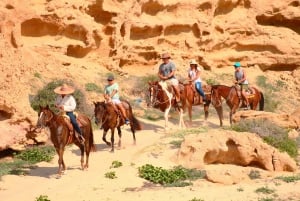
top-left (0, 112), bottom-right (300, 201)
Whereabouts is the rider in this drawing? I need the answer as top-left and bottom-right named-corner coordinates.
top-left (54, 83), bottom-right (85, 143)
top-left (188, 59), bottom-right (207, 103)
top-left (104, 75), bottom-right (130, 125)
top-left (234, 62), bottom-right (250, 110)
top-left (157, 52), bottom-right (181, 106)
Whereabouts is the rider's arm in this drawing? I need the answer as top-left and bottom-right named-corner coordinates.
top-left (238, 70), bottom-right (247, 84)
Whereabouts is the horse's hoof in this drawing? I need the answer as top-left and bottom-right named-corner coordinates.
top-left (55, 174), bottom-right (62, 179)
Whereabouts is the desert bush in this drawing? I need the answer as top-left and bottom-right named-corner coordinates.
top-left (110, 160), bottom-right (123, 168)
top-left (206, 77), bottom-right (219, 85)
top-left (14, 146), bottom-right (56, 163)
top-left (188, 198), bottom-right (205, 201)
top-left (138, 164), bottom-right (206, 186)
top-left (231, 119), bottom-right (298, 158)
top-left (256, 76), bottom-right (281, 112)
top-left (248, 170), bottom-right (261, 180)
top-left (35, 195), bottom-right (51, 201)
top-left (255, 186), bottom-right (275, 194)
top-left (105, 171), bottom-right (117, 179)
top-left (85, 83), bottom-right (102, 93)
top-left (275, 174), bottom-right (300, 183)
top-left (0, 160), bottom-right (31, 178)
top-left (30, 80), bottom-right (91, 115)
top-left (34, 72), bottom-right (42, 79)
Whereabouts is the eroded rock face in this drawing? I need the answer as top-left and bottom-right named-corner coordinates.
top-left (232, 110), bottom-right (300, 129)
top-left (176, 130), bottom-right (297, 172)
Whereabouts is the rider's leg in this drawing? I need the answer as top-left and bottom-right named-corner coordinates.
top-left (241, 90), bottom-right (250, 109)
top-left (195, 82), bottom-right (206, 102)
top-left (66, 112), bottom-right (85, 142)
top-left (116, 103), bottom-right (130, 124)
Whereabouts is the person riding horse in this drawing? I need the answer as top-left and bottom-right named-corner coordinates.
top-left (104, 75), bottom-right (130, 125)
top-left (187, 59), bottom-right (207, 104)
top-left (54, 84), bottom-right (85, 143)
top-left (157, 52), bottom-right (181, 107)
top-left (233, 62), bottom-right (250, 110)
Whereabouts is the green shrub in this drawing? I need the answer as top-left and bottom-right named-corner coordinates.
top-left (30, 80), bottom-right (89, 115)
top-left (34, 72), bottom-right (42, 79)
top-left (110, 161), bottom-right (122, 168)
top-left (255, 186), bottom-right (275, 194)
top-left (231, 119), bottom-right (298, 158)
top-left (138, 164), bottom-right (206, 186)
top-left (275, 174), bottom-right (300, 183)
top-left (85, 83), bottom-right (102, 93)
top-left (248, 170), bottom-right (261, 180)
top-left (169, 140), bottom-right (183, 148)
top-left (105, 171), bottom-right (117, 179)
top-left (35, 195), bottom-right (50, 201)
top-left (0, 160), bottom-right (31, 178)
top-left (189, 198), bottom-right (205, 201)
top-left (14, 146), bottom-right (56, 163)
top-left (206, 77), bottom-right (219, 85)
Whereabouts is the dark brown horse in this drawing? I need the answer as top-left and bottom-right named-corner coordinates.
top-left (182, 83), bottom-right (212, 122)
top-left (36, 105), bottom-right (95, 176)
top-left (94, 100), bottom-right (142, 152)
top-left (148, 81), bottom-right (185, 130)
top-left (211, 84), bottom-right (264, 126)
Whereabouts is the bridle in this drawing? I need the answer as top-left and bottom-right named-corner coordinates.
top-left (37, 109), bottom-right (54, 128)
top-left (149, 84), bottom-right (170, 106)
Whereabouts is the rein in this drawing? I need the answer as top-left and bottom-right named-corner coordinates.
top-left (150, 85), bottom-right (171, 106)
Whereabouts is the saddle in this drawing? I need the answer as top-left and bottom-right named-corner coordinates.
top-left (235, 86), bottom-right (255, 99)
top-left (60, 112), bottom-right (88, 135)
top-left (191, 84), bottom-right (210, 105)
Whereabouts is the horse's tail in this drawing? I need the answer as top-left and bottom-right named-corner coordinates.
top-left (259, 91), bottom-right (264, 111)
top-left (86, 117), bottom-right (96, 152)
top-left (126, 100), bottom-right (142, 131)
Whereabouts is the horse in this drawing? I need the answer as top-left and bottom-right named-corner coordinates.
top-left (93, 100), bottom-right (142, 152)
top-left (36, 105), bottom-right (96, 176)
top-left (147, 81), bottom-right (185, 130)
top-left (210, 84), bottom-right (264, 126)
top-left (182, 83), bottom-right (212, 123)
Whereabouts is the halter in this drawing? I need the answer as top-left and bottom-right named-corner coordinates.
top-left (37, 110), bottom-right (54, 128)
top-left (149, 84), bottom-right (171, 106)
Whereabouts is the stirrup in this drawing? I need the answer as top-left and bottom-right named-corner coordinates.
top-left (125, 119), bottom-right (130, 125)
top-left (75, 133), bottom-right (85, 144)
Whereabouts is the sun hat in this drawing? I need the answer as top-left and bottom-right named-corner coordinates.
top-left (161, 52), bottom-right (171, 59)
top-left (234, 62), bottom-right (241, 68)
top-left (54, 84), bottom-right (75, 95)
top-left (107, 75), bottom-right (114, 81)
top-left (189, 59), bottom-right (198, 66)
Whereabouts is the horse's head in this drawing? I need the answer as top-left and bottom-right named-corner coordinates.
top-left (93, 101), bottom-right (107, 128)
top-left (37, 105), bottom-right (54, 128)
top-left (147, 81), bottom-right (161, 107)
top-left (211, 85), bottom-right (222, 107)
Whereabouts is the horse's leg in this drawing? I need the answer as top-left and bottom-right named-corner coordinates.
top-left (57, 147), bottom-right (65, 175)
top-left (188, 102), bottom-right (192, 122)
top-left (110, 129), bottom-right (115, 152)
top-left (164, 107), bottom-right (171, 130)
top-left (79, 144), bottom-right (85, 170)
top-left (129, 125), bottom-right (136, 145)
top-left (178, 108), bottom-right (185, 128)
top-left (102, 129), bottom-right (111, 146)
top-left (204, 104), bottom-right (209, 121)
top-left (117, 126), bottom-right (122, 147)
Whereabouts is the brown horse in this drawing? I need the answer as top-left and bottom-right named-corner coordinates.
top-left (210, 84), bottom-right (264, 126)
top-left (94, 100), bottom-right (142, 152)
top-left (36, 105), bottom-right (95, 176)
top-left (182, 83), bottom-right (212, 122)
top-left (148, 81), bottom-right (185, 130)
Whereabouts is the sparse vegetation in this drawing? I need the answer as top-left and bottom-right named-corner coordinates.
top-left (138, 164), bottom-right (206, 186)
top-left (255, 186), bottom-right (275, 194)
top-left (275, 174), bottom-right (300, 183)
top-left (110, 160), bottom-right (123, 168)
top-left (85, 82), bottom-right (102, 93)
top-left (172, 127), bottom-right (208, 139)
top-left (206, 77), bottom-right (219, 85)
top-left (35, 195), bottom-right (51, 201)
top-left (0, 146), bottom-right (55, 179)
top-left (105, 171), bottom-right (117, 179)
top-left (188, 198), bottom-right (205, 201)
top-left (237, 187), bottom-right (244, 192)
top-left (34, 72), bottom-right (42, 79)
top-left (14, 146), bottom-right (56, 163)
top-left (30, 80), bottom-right (91, 115)
top-left (231, 119), bottom-right (298, 158)
top-left (256, 75), bottom-right (280, 112)
top-left (169, 140), bottom-right (183, 148)
top-left (248, 170), bottom-right (261, 180)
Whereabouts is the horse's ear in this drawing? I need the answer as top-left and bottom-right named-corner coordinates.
top-left (46, 105), bottom-right (49, 109)
top-left (93, 101), bottom-right (97, 106)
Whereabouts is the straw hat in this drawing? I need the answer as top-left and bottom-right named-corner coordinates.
top-left (189, 59), bottom-right (198, 66)
top-left (54, 84), bottom-right (75, 95)
top-left (161, 52), bottom-right (171, 59)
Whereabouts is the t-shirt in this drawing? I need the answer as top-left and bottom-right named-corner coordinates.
top-left (105, 83), bottom-right (119, 99)
top-left (235, 68), bottom-right (249, 84)
top-left (159, 61), bottom-right (176, 77)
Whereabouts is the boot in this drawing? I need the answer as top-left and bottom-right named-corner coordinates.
top-left (75, 130), bottom-right (85, 144)
top-left (173, 86), bottom-right (182, 107)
